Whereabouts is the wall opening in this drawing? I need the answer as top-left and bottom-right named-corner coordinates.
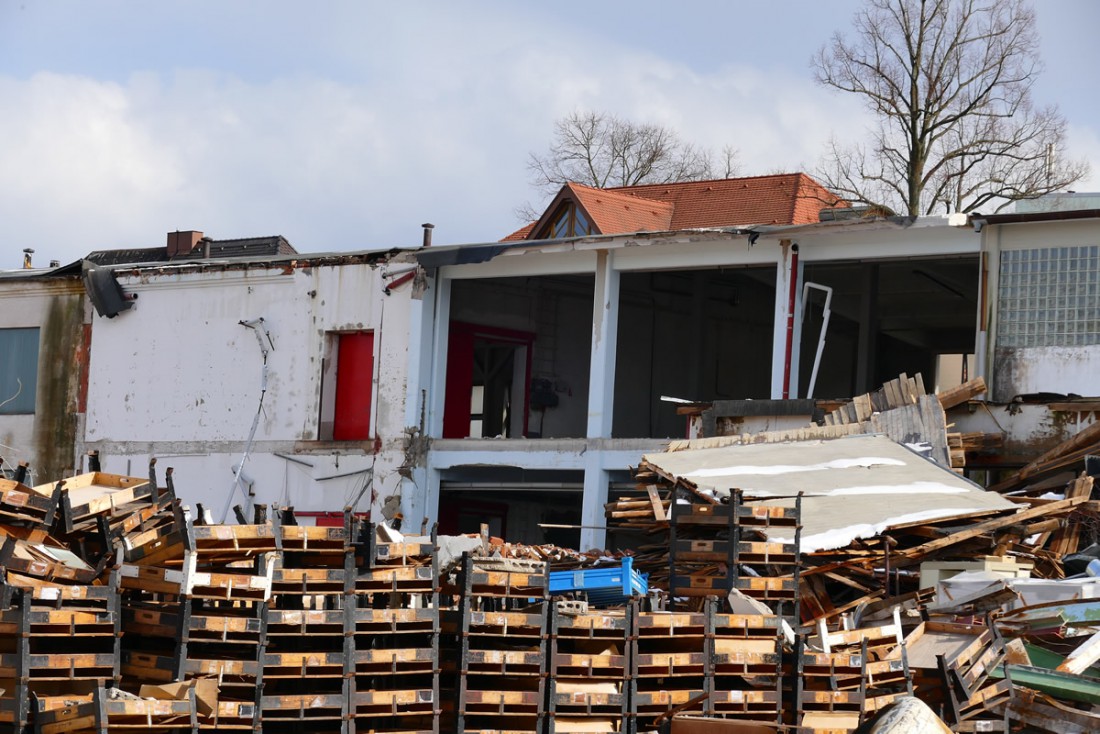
top-left (437, 478), bottom-right (583, 547)
top-left (446, 276), bottom-right (594, 439)
top-left (799, 256), bottom-right (979, 397)
top-left (444, 322), bottom-right (533, 439)
top-left (612, 267), bottom-right (777, 438)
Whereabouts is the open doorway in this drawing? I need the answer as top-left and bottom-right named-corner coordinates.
top-left (437, 484), bottom-right (583, 547)
top-left (443, 322), bottom-right (533, 439)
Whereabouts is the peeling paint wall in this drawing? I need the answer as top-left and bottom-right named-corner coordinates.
top-left (83, 261), bottom-right (415, 521)
top-left (993, 345), bottom-right (1100, 401)
top-left (0, 278), bottom-right (86, 484)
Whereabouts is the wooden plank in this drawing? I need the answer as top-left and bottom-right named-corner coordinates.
top-left (891, 496), bottom-right (1087, 567)
top-left (1056, 630), bottom-right (1100, 676)
top-left (647, 485), bottom-right (667, 522)
top-left (937, 376), bottom-right (987, 410)
top-left (990, 419), bottom-right (1100, 492)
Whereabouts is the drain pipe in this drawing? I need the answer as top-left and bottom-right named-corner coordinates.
top-left (781, 242), bottom-right (799, 399)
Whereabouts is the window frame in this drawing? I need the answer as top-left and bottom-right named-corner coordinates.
top-left (0, 327), bottom-right (40, 416)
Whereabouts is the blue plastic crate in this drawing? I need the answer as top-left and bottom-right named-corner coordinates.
top-left (549, 557), bottom-right (648, 607)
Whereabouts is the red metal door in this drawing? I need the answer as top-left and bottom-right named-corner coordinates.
top-left (333, 331), bottom-right (374, 440)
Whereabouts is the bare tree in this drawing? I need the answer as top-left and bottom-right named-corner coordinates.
top-left (526, 110), bottom-right (740, 198)
top-left (813, 0), bottom-right (1088, 215)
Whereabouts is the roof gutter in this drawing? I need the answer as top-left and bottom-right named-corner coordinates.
top-left (415, 227), bottom-right (757, 269)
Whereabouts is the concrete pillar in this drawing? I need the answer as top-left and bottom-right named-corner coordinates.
top-left (855, 263), bottom-right (880, 394)
top-left (579, 455), bottom-right (609, 551)
top-left (770, 242), bottom-right (799, 399)
top-left (426, 273), bottom-right (452, 439)
top-left (586, 250), bottom-right (620, 439)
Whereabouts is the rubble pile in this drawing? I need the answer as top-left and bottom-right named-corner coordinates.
top-left (2, 376), bottom-right (1100, 732)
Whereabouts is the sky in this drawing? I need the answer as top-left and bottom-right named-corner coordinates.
top-left (2, 1), bottom-right (1098, 266)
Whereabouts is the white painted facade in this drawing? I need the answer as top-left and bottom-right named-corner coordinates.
top-left (978, 215), bottom-right (1100, 401)
top-left (83, 256), bottom-right (418, 523)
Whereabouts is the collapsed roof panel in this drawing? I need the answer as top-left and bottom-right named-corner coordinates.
top-left (641, 433), bottom-right (1016, 553)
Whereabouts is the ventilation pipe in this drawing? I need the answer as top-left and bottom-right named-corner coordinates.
top-left (22, 248), bottom-right (34, 269)
top-left (421, 223), bottom-right (434, 248)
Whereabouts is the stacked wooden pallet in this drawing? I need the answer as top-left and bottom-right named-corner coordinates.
top-left (629, 607), bottom-right (707, 730)
top-left (351, 526), bottom-right (439, 733)
top-left (797, 609), bottom-right (912, 732)
top-left (450, 553), bottom-right (547, 734)
top-left (0, 573), bottom-right (121, 732)
top-left (32, 685), bottom-right (200, 734)
top-left (261, 509), bottom-right (356, 733)
top-left (119, 508), bottom-right (276, 732)
top-left (667, 491), bottom-right (801, 617)
top-left (545, 603), bottom-right (630, 733)
top-left (707, 603), bottom-right (785, 723)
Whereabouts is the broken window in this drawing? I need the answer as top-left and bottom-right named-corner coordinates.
top-left (318, 330), bottom-right (374, 441)
top-left (998, 246), bottom-right (1100, 347)
top-left (0, 327), bottom-right (39, 415)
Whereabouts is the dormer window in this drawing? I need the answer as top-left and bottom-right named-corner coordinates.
top-left (547, 203), bottom-right (592, 238)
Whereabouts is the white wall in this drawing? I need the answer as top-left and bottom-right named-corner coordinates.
top-left (83, 260), bottom-right (415, 522)
top-left (985, 218), bottom-right (1100, 400)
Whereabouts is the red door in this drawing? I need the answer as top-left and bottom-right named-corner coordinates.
top-left (333, 331), bottom-right (374, 440)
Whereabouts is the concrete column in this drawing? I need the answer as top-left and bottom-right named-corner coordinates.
top-left (418, 465), bottom-right (442, 534)
top-left (426, 273), bottom-right (452, 438)
top-left (586, 250), bottom-right (620, 439)
top-left (770, 242), bottom-right (797, 399)
top-left (579, 455), bottom-right (609, 551)
top-left (855, 263), bottom-right (880, 394)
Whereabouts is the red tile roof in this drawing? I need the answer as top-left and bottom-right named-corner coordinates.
top-left (505, 173), bottom-right (844, 241)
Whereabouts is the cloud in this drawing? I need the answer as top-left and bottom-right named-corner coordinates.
top-left (0, 5), bottom-right (874, 267)
top-left (0, 40), bottom-right (874, 268)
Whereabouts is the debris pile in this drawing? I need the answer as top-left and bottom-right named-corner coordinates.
top-left (3, 372), bottom-right (1100, 732)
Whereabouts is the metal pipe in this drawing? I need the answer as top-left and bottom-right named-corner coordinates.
top-left (801, 282), bottom-right (833, 399)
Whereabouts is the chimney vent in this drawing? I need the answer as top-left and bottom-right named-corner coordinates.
top-left (421, 223), bottom-right (435, 248)
top-left (49, 260), bottom-right (60, 268)
top-left (167, 230), bottom-right (204, 258)
top-left (22, 248), bottom-right (34, 269)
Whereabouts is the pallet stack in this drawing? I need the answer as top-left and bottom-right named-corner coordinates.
top-left (261, 510), bottom-right (356, 733)
top-left (629, 607), bottom-right (708, 730)
top-left (0, 573), bottom-right (121, 733)
top-left (32, 685), bottom-right (200, 734)
top-left (707, 601), bottom-right (785, 723)
top-left (450, 553), bottom-right (548, 734)
top-left (667, 490), bottom-right (801, 619)
top-left (119, 512), bottom-right (277, 731)
top-left (797, 609), bottom-right (912, 732)
top-left (351, 526), bottom-right (439, 733)
top-left (545, 603), bottom-right (630, 733)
